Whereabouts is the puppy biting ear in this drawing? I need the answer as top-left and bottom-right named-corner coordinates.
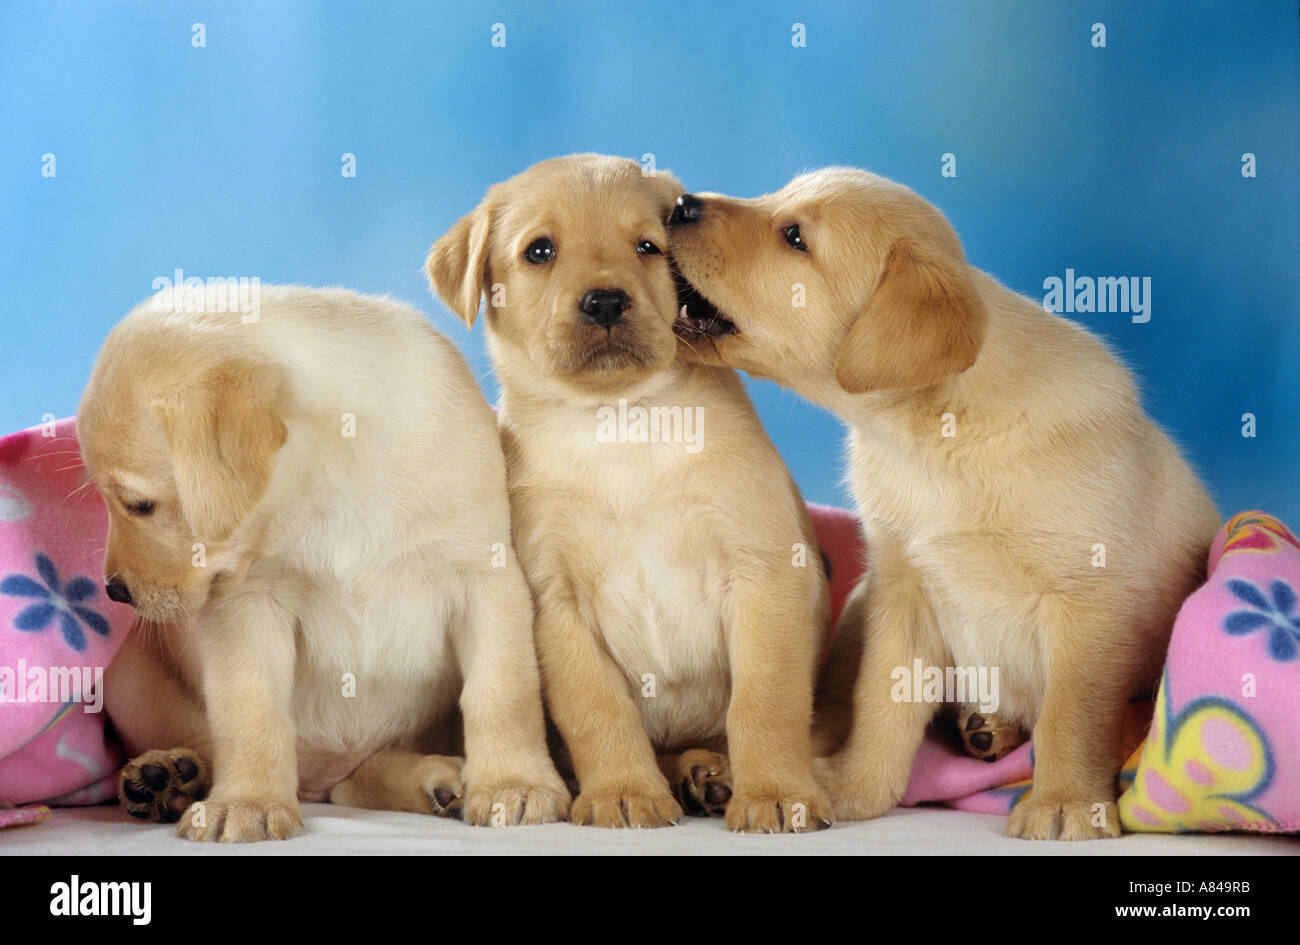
top-left (834, 241), bottom-right (987, 394)
top-left (153, 363), bottom-right (287, 542)
top-left (644, 169), bottom-right (685, 221)
top-left (427, 200), bottom-right (494, 327)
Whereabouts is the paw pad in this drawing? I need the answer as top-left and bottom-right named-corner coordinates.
top-left (428, 784), bottom-right (463, 817)
top-left (674, 757), bottom-right (732, 817)
top-left (959, 710), bottom-right (1026, 762)
top-left (119, 749), bottom-right (210, 823)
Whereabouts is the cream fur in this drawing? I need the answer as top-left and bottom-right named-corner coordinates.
top-left (668, 167), bottom-right (1220, 840)
top-left (429, 155), bottom-right (832, 832)
top-left (79, 286), bottom-right (568, 841)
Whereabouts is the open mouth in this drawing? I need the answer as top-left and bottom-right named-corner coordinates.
top-left (673, 269), bottom-right (737, 338)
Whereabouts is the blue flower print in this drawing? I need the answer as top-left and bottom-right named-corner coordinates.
top-left (1, 552), bottom-right (111, 652)
top-left (1224, 578), bottom-right (1300, 662)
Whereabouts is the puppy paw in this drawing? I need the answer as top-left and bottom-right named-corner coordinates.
top-left (177, 795), bottom-right (302, 843)
top-left (463, 769), bottom-right (571, 826)
top-left (669, 750), bottom-right (733, 817)
top-left (571, 785), bottom-right (681, 828)
top-left (725, 782), bottom-right (832, 834)
top-left (812, 756), bottom-right (895, 822)
top-left (1007, 791), bottom-right (1120, 841)
top-left (327, 752), bottom-right (467, 817)
top-left (119, 748), bottom-right (210, 824)
top-left (418, 754), bottom-right (466, 818)
top-left (958, 709), bottom-right (1027, 762)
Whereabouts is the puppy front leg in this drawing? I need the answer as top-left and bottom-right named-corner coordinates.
top-left (815, 541), bottom-right (946, 821)
top-left (454, 564), bottom-right (570, 826)
top-left (536, 590), bottom-right (681, 828)
top-left (177, 592), bottom-right (301, 843)
top-left (1006, 598), bottom-right (1127, 841)
top-left (724, 579), bottom-right (832, 833)
top-left (812, 579), bottom-right (867, 757)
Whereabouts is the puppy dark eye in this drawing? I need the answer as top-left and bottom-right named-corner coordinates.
top-left (783, 224), bottom-right (809, 252)
top-left (637, 240), bottom-right (662, 256)
top-left (125, 499), bottom-right (155, 516)
top-left (524, 238), bottom-right (555, 264)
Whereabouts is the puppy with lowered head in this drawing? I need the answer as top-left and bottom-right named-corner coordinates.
top-left (668, 169), bottom-right (1218, 839)
top-left (429, 154), bottom-right (832, 832)
top-left (79, 285), bottom-right (568, 841)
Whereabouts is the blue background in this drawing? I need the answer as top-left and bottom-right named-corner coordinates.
top-left (2, 1), bottom-right (1296, 523)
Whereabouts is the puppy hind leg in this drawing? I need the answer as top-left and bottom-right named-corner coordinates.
top-left (107, 628), bottom-right (214, 823)
top-left (657, 750), bottom-right (731, 817)
top-left (957, 707), bottom-right (1028, 762)
top-left (328, 749), bottom-right (466, 817)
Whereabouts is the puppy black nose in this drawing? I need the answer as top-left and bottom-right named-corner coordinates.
top-left (580, 288), bottom-right (630, 328)
top-left (670, 194), bottom-right (703, 226)
top-left (105, 578), bottom-right (133, 605)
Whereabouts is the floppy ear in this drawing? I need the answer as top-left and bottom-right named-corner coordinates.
top-left (153, 364), bottom-right (287, 542)
top-left (427, 201), bottom-right (493, 327)
top-left (834, 242), bottom-right (987, 394)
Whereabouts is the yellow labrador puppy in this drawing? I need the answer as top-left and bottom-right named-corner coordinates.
top-left (667, 168), bottom-right (1218, 840)
top-left (79, 285), bottom-right (568, 841)
top-left (428, 155), bottom-right (832, 832)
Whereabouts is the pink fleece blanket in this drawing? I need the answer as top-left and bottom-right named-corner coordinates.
top-left (1, 420), bottom-right (1294, 838)
top-left (0, 419), bottom-right (134, 822)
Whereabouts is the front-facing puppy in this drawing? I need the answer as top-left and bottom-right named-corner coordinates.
top-left (668, 169), bottom-right (1219, 839)
top-left (429, 154), bottom-right (832, 832)
top-left (80, 286), bottom-right (569, 841)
